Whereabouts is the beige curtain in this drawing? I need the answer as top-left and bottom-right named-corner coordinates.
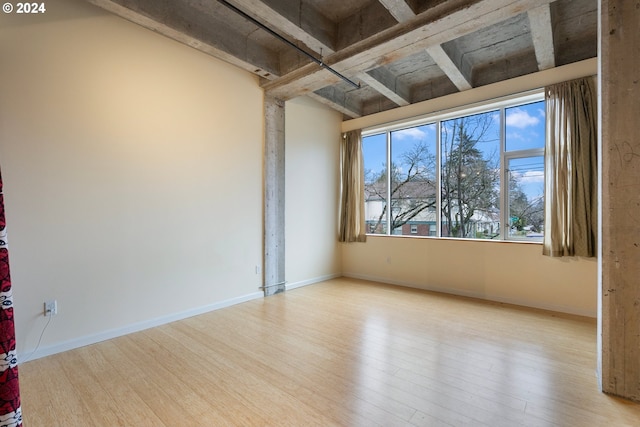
top-left (543, 77), bottom-right (597, 257)
top-left (339, 130), bottom-right (367, 242)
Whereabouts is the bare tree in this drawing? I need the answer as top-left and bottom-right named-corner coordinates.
top-left (441, 114), bottom-right (499, 238)
top-left (508, 175), bottom-right (544, 233)
top-left (365, 140), bottom-right (436, 233)
top-left (366, 114), bottom-right (499, 237)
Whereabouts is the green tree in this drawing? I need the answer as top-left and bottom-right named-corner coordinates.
top-left (441, 114), bottom-right (499, 238)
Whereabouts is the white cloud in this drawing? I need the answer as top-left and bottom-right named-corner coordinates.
top-left (393, 127), bottom-right (427, 141)
top-left (506, 108), bottom-right (540, 129)
top-left (507, 130), bottom-right (540, 141)
top-left (513, 170), bottom-right (544, 184)
top-left (506, 132), bottom-right (525, 142)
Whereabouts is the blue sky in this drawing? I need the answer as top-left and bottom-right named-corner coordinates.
top-left (506, 101), bottom-right (545, 151)
top-left (505, 101), bottom-right (545, 198)
top-left (363, 100), bottom-right (545, 199)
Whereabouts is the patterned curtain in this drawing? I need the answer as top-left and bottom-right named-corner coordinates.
top-left (0, 170), bottom-right (22, 427)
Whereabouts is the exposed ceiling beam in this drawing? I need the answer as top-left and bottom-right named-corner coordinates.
top-left (86, 0), bottom-right (280, 79)
top-left (227, 0), bottom-right (413, 108)
top-left (392, 1), bottom-right (473, 92)
top-left (358, 68), bottom-right (410, 106)
top-left (426, 44), bottom-right (472, 91)
top-left (378, 0), bottom-right (416, 23)
top-left (528, 4), bottom-right (556, 70)
top-left (308, 89), bottom-right (363, 119)
top-left (262, 0), bottom-right (555, 100)
top-left (217, 0), bottom-right (360, 89)
top-left (335, 1), bottom-right (398, 51)
top-left (227, 0), bottom-right (336, 56)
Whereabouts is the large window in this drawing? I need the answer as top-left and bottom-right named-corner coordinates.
top-left (363, 92), bottom-right (545, 242)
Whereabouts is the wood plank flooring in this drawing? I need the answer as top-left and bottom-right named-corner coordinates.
top-left (19, 278), bottom-right (640, 426)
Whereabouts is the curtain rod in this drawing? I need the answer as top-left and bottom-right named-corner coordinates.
top-left (216, 0), bottom-right (361, 89)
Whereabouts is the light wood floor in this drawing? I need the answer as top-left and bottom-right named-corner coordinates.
top-left (19, 278), bottom-right (640, 426)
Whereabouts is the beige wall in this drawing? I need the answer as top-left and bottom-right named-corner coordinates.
top-left (0, 0), bottom-right (264, 357)
top-left (343, 237), bottom-right (596, 316)
top-left (0, 0), bottom-right (599, 361)
top-left (341, 59), bottom-right (599, 317)
top-left (285, 97), bottom-right (343, 287)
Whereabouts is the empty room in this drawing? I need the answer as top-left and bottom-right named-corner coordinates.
top-left (1, 0), bottom-right (639, 425)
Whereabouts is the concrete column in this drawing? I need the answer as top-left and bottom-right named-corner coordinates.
top-left (263, 95), bottom-right (286, 296)
top-left (600, 0), bottom-right (640, 402)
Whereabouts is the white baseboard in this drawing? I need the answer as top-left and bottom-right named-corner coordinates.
top-left (22, 271), bottom-right (588, 362)
top-left (19, 291), bottom-right (263, 363)
top-left (343, 272), bottom-right (596, 318)
top-left (286, 273), bottom-right (341, 291)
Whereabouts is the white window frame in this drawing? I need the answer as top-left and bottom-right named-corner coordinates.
top-left (362, 89), bottom-right (545, 242)
top-left (504, 150), bottom-right (545, 241)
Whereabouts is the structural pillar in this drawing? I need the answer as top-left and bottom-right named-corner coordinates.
top-left (263, 95), bottom-right (286, 296)
top-left (600, 0), bottom-right (640, 402)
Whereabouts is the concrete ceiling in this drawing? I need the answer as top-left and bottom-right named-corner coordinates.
top-left (87, 0), bottom-right (597, 119)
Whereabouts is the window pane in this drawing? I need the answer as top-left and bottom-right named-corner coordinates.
top-left (507, 156), bottom-right (544, 241)
top-left (363, 133), bottom-right (387, 234)
top-left (441, 111), bottom-right (501, 239)
top-left (505, 101), bottom-right (545, 151)
top-left (390, 124), bottom-right (437, 236)
top-left (362, 94), bottom-right (546, 243)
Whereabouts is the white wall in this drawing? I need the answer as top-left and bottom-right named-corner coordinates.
top-left (0, 0), bottom-right (264, 357)
top-left (341, 59), bottom-right (599, 317)
top-left (285, 97), bottom-right (342, 288)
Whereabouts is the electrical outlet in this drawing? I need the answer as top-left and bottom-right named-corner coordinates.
top-left (44, 300), bottom-right (57, 316)
top-left (255, 265), bottom-right (261, 275)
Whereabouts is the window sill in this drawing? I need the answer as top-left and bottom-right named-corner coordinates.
top-left (364, 233), bottom-right (543, 245)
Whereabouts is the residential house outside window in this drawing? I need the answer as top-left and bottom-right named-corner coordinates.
top-left (362, 92), bottom-right (545, 242)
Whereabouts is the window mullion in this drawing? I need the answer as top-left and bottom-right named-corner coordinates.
top-left (386, 131), bottom-right (392, 235)
top-left (499, 106), bottom-right (506, 240)
top-left (436, 120), bottom-right (442, 238)
top-left (361, 91), bottom-right (545, 241)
